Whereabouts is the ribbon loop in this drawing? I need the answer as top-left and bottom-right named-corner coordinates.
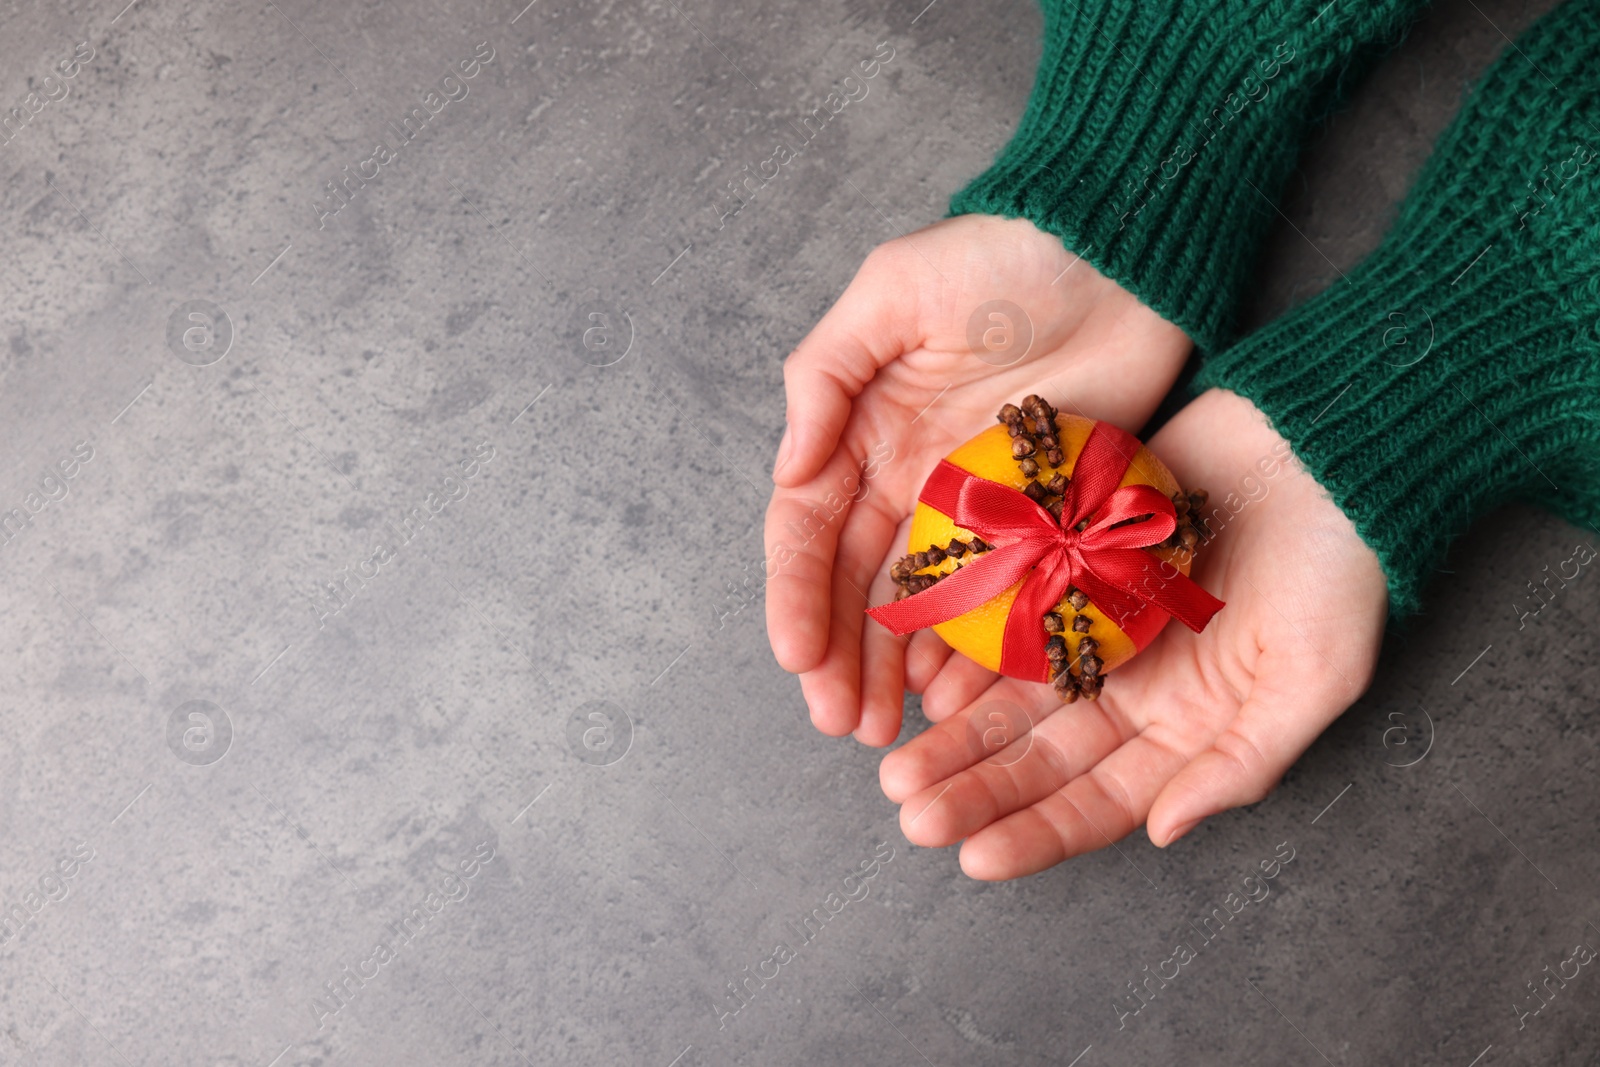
top-left (1080, 484), bottom-right (1177, 550)
top-left (866, 420), bottom-right (1225, 682)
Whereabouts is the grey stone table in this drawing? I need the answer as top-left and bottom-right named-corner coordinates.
top-left (1, 0), bottom-right (1595, 1064)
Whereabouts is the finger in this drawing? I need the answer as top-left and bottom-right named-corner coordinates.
top-left (763, 445), bottom-right (868, 674)
top-left (855, 530), bottom-right (914, 748)
top-left (880, 680), bottom-right (1056, 803)
top-left (774, 249), bottom-right (918, 486)
top-left (1146, 658), bottom-right (1356, 847)
top-left (795, 489), bottom-right (901, 737)
top-left (958, 729), bottom-right (1193, 880)
top-left (921, 653), bottom-right (1002, 723)
top-left (903, 629), bottom-right (952, 695)
top-left (893, 701), bottom-right (1126, 845)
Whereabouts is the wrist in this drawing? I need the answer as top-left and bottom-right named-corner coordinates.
top-left (1195, 254), bottom-right (1596, 620)
top-left (1195, 0), bottom-right (1600, 619)
top-left (949, 0), bottom-right (1427, 354)
top-left (1159, 388), bottom-right (1386, 619)
top-left (932, 214), bottom-right (1195, 431)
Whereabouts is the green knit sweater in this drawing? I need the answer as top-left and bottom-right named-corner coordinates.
top-left (952, 0), bottom-right (1600, 617)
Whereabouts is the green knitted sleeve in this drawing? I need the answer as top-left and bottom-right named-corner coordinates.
top-left (949, 0), bottom-right (1428, 354)
top-left (1194, 0), bottom-right (1600, 618)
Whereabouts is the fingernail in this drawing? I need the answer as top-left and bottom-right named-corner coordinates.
top-left (773, 424), bottom-right (793, 477)
top-left (1159, 818), bottom-right (1201, 847)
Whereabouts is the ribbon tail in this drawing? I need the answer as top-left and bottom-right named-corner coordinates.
top-left (1075, 547), bottom-right (1225, 640)
top-left (866, 540), bottom-right (1048, 637)
top-left (1156, 574), bottom-right (1225, 633)
top-left (998, 549), bottom-right (1073, 682)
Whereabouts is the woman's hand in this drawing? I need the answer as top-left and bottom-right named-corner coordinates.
top-left (765, 215), bottom-right (1192, 745)
top-left (877, 388), bottom-right (1388, 879)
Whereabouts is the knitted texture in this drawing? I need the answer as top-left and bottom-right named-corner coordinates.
top-left (948, 0), bottom-right (1427, 354)
top-left (1195, 0), bottom-right (1600, 617)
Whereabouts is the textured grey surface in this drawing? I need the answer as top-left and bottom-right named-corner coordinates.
top-left (1, 0), bottom-right (1597, 1065)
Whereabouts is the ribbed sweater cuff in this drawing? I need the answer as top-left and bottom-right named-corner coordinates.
top-left (1196, 0), bottom-right (1600, 618)
top-left (948, 0), bottom-right (1426, 353)
top-left (1194, 252), bottom-right (1600, 618)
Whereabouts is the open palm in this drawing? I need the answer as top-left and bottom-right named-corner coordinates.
top-left (765, 215), bottom-right (1192, 745)
top-left (877, 389), bottom-right (1389, 879)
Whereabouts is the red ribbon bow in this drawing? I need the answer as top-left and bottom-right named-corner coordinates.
top-left (867, 420), bottom-right (1224, 682)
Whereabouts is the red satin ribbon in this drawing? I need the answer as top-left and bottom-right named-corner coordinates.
top-left (867, 420), bottom-right (1225, 682)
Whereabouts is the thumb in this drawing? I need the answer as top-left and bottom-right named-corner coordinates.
top-left (775, 248), bottom-right (918, 486)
